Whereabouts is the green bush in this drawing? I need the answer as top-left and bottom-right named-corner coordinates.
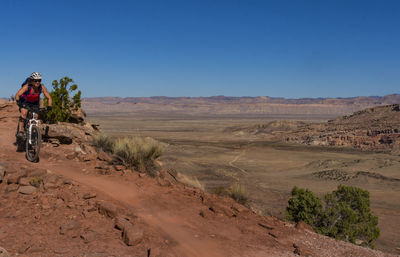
top-left (286, 186), bottom-right (323, 227)
top-left (92, 133), bottom-right (165, 173)
top-left (44, 76), bottom-right (81, 123)
top-left (319, 185), bottom-right (380, 247)
top-left (286, 185), bottom-right (380, 248)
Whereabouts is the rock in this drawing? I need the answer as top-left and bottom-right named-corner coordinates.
top-left (296, 221), bottom-right (314, 233)
top-left (0, 247), bottom-right (10, 257)
top-left (44, 174), bottom-right (59, 184)
top-left (55, 198), bottom-right (64, 207)
top-left (69, 108), bottom-right (86, 124)
top-left (26, 168), bottom-right (47, 177)
top-left (66, 152), bottom-right (77, 160)
top-left (18, 186), bottom-right (37, 195)
top-left (114, 216), bottom-right (133, 231)
top-left (293, 243), bottom-right (313, 256)
top-left (58, 191), bottom-right (72, 203)
top-left (97, 201), bottom-right (118, 218)
top-left (114, 165), bottom-right (125, 171)
top-left (80, 231), bottom-right (97, 243)
top-left (42, 123), bottom-right (89, 144)
top-left (17, 242), bottom-right (30, 254)
top-left (19, 177), bottom-right (30, 186)
top-left (0, 163), bottom-right (6, 183)
top-left (122, 224), bottom-right (143, 246)
top-left (44, 182), bottom-right (58, 190)
top-left (138, 173), bottom-right (147, 178)
top-left (97, 150), bottom-right (113, 163)
top-left (6, 170), bottom-right (27, 184)
top-left (6, 184), bottom-right (19, 193)
top-left (59, 220), bottom-right (80, 235)
top-left (157, 177), bottom-right (172, 187)
top-left (83, 192), bottom-right (97, 200)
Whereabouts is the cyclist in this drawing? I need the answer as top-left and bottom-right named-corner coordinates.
top-left (15, 72), bottom-right (52, 138)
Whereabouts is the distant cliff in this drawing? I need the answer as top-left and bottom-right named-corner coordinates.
top-left (83, 94), bottom-right (400, 116)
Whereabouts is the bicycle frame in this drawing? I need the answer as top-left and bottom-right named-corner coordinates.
top-left (26, 111), bottom-right (39, 145)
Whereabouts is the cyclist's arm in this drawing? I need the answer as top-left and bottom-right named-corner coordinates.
top-left (41, 84), bottom-right (52, 106)
top-left (15, 84), bottom-right (29, 101)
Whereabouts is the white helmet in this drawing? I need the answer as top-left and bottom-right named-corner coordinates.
top-left (30, 72), bottom-right (42, 80)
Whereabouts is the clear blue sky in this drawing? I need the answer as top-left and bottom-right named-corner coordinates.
top-left (1, 0), bottom-right (399, 98)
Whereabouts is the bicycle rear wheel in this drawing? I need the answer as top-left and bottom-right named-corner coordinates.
top-left (26, 125), bottom-right (41, 162)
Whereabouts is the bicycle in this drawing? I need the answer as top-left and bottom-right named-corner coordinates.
top-left (16, 106), bottom-right (46, 162)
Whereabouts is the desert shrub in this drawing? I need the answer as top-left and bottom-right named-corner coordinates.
top-left (286, 186), bottom-right (323, 227)
top-left (177, 173), bottom-right (205, 190)
top-left (93, 133), bottom-right (114, 153)
top-left (319, 185), bottom-right (380, 247)
top-left (286, 185), bottom-right (380, 248)
top-left (44, 76), bottom-right (81, 123)
top-left (112, 136), bottom-right (165, 172)
top-left (228, 182), bottom-right (248, 204)
top-left (212, 186), bottom-right (229, 197)
top-left (92, 133), bottom-right (165, 173)
top-left (29, 176), bottom-right (43, 188)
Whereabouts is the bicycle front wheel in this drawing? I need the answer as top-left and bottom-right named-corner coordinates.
top-left (26, 125), bottom-right (41, 162)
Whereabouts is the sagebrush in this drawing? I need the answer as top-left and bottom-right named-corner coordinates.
top-left (93, 133), bottom-right (165, 172)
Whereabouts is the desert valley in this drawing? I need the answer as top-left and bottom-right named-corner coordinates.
top-left (84, 95), bottom-right (400, 254)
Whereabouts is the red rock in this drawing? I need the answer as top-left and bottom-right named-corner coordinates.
top-left (122, 224), bottom-right (143, 246)
top-left (83, 192), bottom-right (97, 200)
top-left (114, 216), bottom-right (133, 231)
top-left (296, 221), bottom-right (314, 232)
top-left (6, 170), bottom-right (27, 184)
top-left (97, 201), bottom-right (118, 218)
top-left (18, 186), bottom-right (37, 195)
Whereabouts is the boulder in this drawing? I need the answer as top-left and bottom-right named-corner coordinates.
top-left (122, 224), bottom-right (143, 246)
top-left (69, 108), bottom-right (86, 124)
top-left (6, 184), bottom-right (19, 193)
top-left (41, 122), bottom-right (93, 144)
top-left (18, 186), bottom-right (37, 195)
top-left (114, 216), bottom-right (133, 231)
top-left (6, 170), bottom-right (27, 184)
top-left (19, 177), bottom-right (30, 186)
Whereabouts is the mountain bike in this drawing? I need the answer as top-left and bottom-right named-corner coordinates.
top-left (16, 107), bottom-right (46, 162)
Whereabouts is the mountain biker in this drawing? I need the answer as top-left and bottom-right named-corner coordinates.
top-left (15, 72), bottom-right (52, 138)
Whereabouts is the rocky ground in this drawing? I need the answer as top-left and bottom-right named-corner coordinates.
top-left (0, 102), bottom-right (397, 257)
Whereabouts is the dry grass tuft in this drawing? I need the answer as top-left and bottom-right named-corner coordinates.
top-left (93, 133), bottom-right (114, 153)
top-left (177, 173), bottom-right (205, 191)
top-left (113, 136), bottom-right (165, 172)
top-left (228, 182), bottom-right (248, 204)
top-left (92, 133), bottom-right (165, 173)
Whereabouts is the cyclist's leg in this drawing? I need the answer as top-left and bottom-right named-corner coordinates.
top-left (18, 108), bottom-right (28, 133)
